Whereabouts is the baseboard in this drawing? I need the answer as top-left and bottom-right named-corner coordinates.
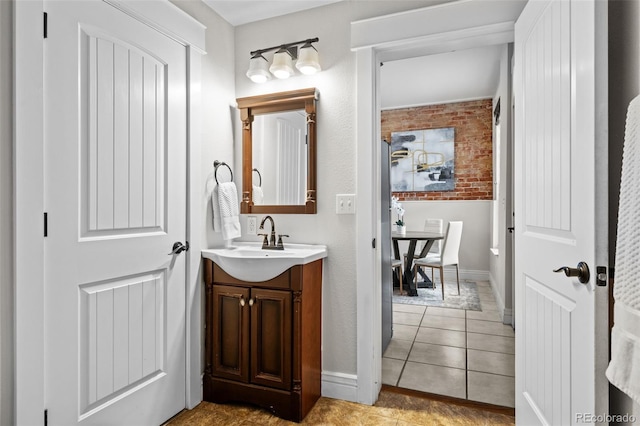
top-left (321, 371), bottom-right (358, 402)
top-left (502, 308), bottom-right (513, 326)
top-left (488, 273), bottom-right (507, 322)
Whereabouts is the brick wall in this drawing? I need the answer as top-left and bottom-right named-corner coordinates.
top-left (382, 99), bottom-right (493, 201)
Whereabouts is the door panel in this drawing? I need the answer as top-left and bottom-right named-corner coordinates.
top-left (212, 285), bottom-right (251, 382)
top-left (514, 0), bottom-right (607, 424)
top-left (79, 272), bottom-right (166, 413)
top-left (44, 1), bottom-right (187, 424)
top-left (82, 29), bottom-right (166, 236)
top-left (251, 288), bottom-right (292, 390)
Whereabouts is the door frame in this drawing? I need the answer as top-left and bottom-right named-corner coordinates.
top-left (350, 0), bottom-right (524, 405)
top-left (14, 1), bottom-right (205, 423)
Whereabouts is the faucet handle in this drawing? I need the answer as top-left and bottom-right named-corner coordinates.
top-left (277, 234), bottom-right (289, 248)
top-left (257, 233), bottom-right (269, 247)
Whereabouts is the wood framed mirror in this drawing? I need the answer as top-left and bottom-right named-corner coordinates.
top-left (237, 88), bottom-right (318, 214)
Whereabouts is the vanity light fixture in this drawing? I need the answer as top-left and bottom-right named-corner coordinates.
top-left (246, 38), bottom-right (320, 83)
top-left (246, 53), bottom-right (272, 83)
top-left (269, 47), bottom-right (295, 79)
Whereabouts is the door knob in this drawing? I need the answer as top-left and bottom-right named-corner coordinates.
top-left (553, 261), bottom-right (590, 284)
top-left (168, 241), bottom-right (189, 255)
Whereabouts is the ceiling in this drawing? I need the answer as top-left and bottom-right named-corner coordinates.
top-left (203, 0), bottom-right (343, 26)
top-left (380, 45), bottom-right (504, 109)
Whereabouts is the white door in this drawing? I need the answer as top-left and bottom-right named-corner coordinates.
top-left (44, 1), bottom-right (187, 424)
top-left (514, 0), bottom-right (607, 424)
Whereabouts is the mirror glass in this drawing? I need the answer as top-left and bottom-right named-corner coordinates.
top-left (251, 110), bottom-right (308, 206)
top-left (237, 88), bottom-right (317, 214)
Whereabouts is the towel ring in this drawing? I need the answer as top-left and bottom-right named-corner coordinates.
top-left (213, 160), bottom-right (233, 184)
top-left (252, 168), bottom-right (262, 187)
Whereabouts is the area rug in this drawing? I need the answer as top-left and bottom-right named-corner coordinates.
top-left (392, 280), bottom-right (481, 311)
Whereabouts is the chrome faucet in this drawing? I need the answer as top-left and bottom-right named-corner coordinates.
top-left (258, 215), bottom-right (288, 250)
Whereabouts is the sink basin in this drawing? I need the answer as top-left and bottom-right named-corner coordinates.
top-left (202, 242), bottom-right (327, 282)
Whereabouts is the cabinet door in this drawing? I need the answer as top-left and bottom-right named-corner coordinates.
top-left (250, 288), bottom-right (292, 390)
top-left (212, 285), bottom-right (250, 382)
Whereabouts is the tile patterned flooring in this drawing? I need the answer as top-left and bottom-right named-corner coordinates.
top-left (382, 281), bottom-right (516, 408)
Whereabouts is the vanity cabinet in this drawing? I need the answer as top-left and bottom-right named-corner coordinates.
top-left (203, 258), bottom-right (322, 423)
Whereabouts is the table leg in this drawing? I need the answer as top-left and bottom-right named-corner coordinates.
top-left (403, 240), bottom-right (418, 296)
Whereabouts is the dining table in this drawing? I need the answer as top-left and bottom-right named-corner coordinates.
top-left (391, 230), bottom-right (444, 297)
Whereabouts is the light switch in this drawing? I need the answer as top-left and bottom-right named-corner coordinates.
top-left (336, 194), bottom-right (356, 214)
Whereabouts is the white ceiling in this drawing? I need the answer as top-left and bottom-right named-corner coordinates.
top-left (380, 44), bottom-right (504, 109)
top-left (203, 0), bottom-right (343, 26)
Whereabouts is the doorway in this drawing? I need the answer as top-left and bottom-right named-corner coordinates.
top-left (378, 45), bottom-right (515, 407)
top-left (351, 0), bottom-right (525, 407)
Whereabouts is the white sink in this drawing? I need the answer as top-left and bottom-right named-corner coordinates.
top-left (202, 242), bottom-right (327, 282)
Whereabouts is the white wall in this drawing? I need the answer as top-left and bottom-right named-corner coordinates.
top-left (489, 44), bottom-right (513, 325)
top-left (400, 201), bottom-right (491, 279)
top-left (0, 0), bottom-right (14, 424)
top-left (232, 0), bottom-right (446, 378)
top-left (170, 0), bottom-right (235, 395)
top-left (608, 0), bottom-right (640, 422)
top-left (171, 0), bottom-right (236, 251)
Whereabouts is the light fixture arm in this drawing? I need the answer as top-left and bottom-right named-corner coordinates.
top-left (250, 37), bottom-right (319, 59)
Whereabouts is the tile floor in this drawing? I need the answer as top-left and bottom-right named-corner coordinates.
top-left (382, 280), bottom-right (516, 408)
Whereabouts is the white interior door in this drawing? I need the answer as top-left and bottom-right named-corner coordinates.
top-left (514, 0), bottom-right (607, 424)
top-left (44, 1), bottom-right (187, 424)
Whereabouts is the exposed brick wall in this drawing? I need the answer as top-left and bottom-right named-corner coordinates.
top-left (382, 99), bottom-right (493, 201)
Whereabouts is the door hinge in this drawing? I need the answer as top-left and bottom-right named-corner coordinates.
top-left (371, 238), bottom-right (376, 249)
top-left (44, 212), bottom-right (48, 237)
top-left (44, 409), bottom-right (48, 426)
top-left (43, 12), bottom-right (48, 39)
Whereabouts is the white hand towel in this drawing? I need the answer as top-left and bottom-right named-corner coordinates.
top-left (217, 181), bottom-right (241, 241)
top-left (210, 185), bottom-right (221, 232)
top-left (252, 185), bottom-right (264, 205)
top-left (606, 95), bottom-right (640, 404)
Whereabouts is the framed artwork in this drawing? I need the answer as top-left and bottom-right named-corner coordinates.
top-left (390, 127), bottom-right (455, 192)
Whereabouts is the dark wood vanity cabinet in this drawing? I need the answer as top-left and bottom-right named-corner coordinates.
top-left (203, 258), bottom-right (322, 423)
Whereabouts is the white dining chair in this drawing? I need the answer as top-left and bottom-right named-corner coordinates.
top-left (391, 258), bottom-right (404, 295)
top-left (404, 218), bottom-right (443, 279)
top-left (403, 218), bottom-right (443, 260)
top-left (413, 221), bottom-right (463, 299)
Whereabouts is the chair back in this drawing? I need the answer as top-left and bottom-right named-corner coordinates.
top-left (440, 221), bottom-right (463, 266)
top-left (422, 218), bottom-right (444, 254)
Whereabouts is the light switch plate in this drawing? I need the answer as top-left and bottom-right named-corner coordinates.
top-left (336, 194), bottom-right (356, 214)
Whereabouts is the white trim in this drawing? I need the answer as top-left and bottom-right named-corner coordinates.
top-left (351, 0), bottom-right (520, 408)
top-left (104, 0), bottom-right (206, 53)
top-left (321, 371), bottom-right (358, 402)
top-left (14, 0), bottom-right (206, 421)
top-left (354, 47), bottom-right (380, 406)
top-left (185, 47), bottom-right (204, 409)
top-left (14, 2), bottom-right (45, 424)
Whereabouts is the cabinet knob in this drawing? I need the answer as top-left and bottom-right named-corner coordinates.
top-left (240, 297), bottom-right (245, 307)
top-left (249, 298), bottom-right (254, 307)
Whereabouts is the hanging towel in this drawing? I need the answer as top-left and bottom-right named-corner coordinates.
top-left (217, 181), bottom-right (241, 241)
top-left (252, 185), bottom-right (264, 205)
top-left (210, 185), bottom-right (222, 232)
top-left (606, 95), bottom-right (640, 405)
